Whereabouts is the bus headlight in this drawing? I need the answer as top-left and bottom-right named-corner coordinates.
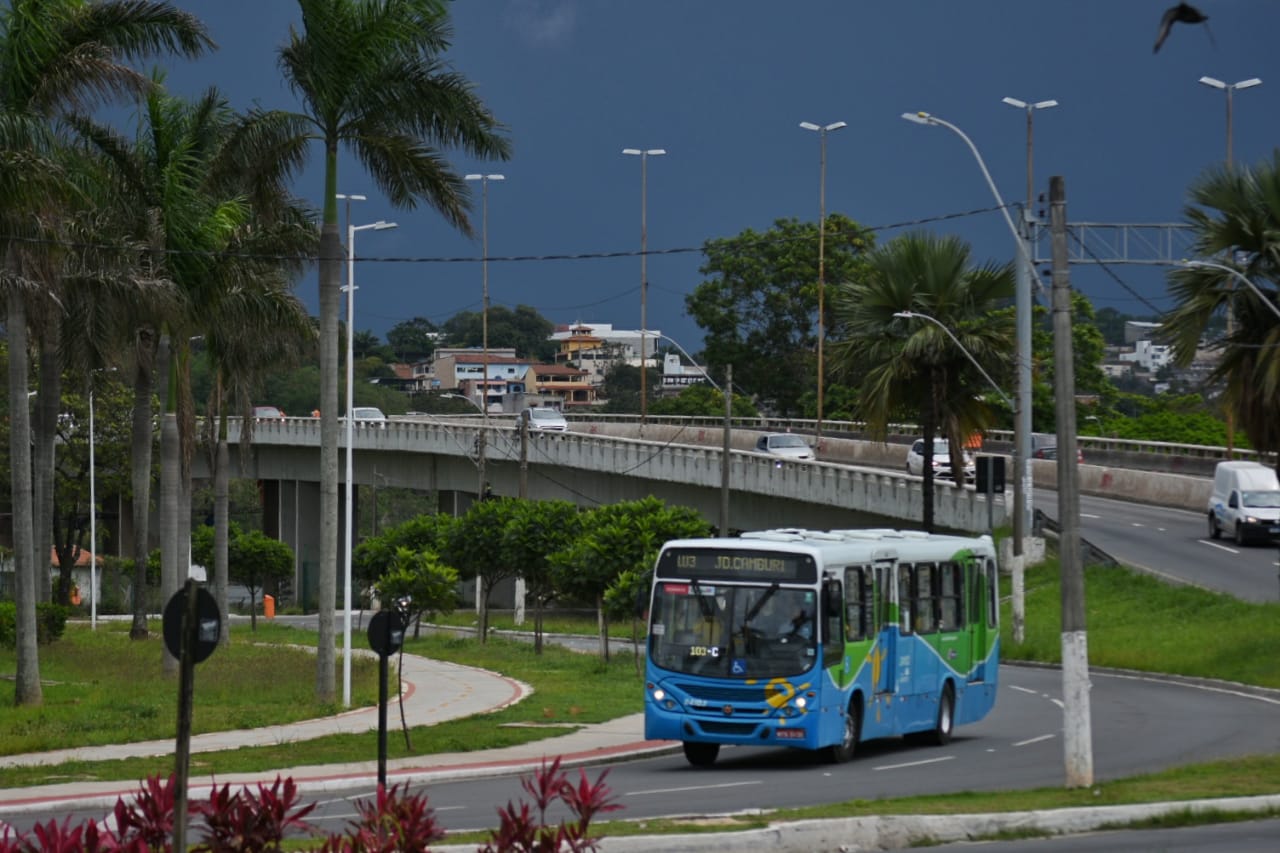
top-left (652, 688), bottom-right (666, 702)
top-left (794, 696), bottom-right (807, 710)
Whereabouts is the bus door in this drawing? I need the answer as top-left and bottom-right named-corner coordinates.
top-left (967, 557), bottom-right (989, 682)
top-left (874, 560), bottom-right (898, 696)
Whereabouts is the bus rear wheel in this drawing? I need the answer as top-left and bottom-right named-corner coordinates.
top-left (926, 684), bottom-right (955, 746)
top-left (825, 698), bottom-right (862, 764)
top-left (682, 741), bottom-right (719, 767)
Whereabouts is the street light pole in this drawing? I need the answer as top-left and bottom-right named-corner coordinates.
top-left (465, 174), bottom-right (505, 498)
top-left (341, 215), bottom-right (397, 708)
top-left (1001, 97), bottom-right (1056, 635)
top-left (622, 148), bottom-right (665, 428)
top-left (800, 121), bottom-right (846, 448)
top-left (1198, 77), bottom-right (1261, 458)
top-left (88, 380), bottom-right (97, 630)
top-left (904, 109), bottom-right (1040, 641)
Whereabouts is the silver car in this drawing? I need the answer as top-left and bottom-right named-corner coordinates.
top-left (755, 433), bottom-right (815, 461)
top-left (520, 407), bottom-right (568, 432)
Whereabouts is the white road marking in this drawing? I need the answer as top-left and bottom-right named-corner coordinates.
top-left (627, 780), bottom-right (762, 797)
top-left (873, 755), bottom-right (956, 771)
top-left (1198, 539), bottom-right (1239, 554)
top-left (1080, 513), bottom-right (1101, 519)
top-left (1009, 685), bottom-right (1039, 695)
top-left (1013, 734), bottom-right (1056, 747)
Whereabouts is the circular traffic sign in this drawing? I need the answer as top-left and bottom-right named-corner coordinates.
top-left (367, 610), bottom-right (407, 657)
top-left (162, 586), bottom-right (221, 663)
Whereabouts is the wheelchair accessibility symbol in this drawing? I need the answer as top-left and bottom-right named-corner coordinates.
top-left (731, 658), bottom-right (747, 675)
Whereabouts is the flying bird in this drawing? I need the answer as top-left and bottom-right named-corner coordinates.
top-left (1153, 3), bottom-right (1214, 53)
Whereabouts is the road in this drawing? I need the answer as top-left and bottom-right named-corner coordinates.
top-left (47, 663), bottom-right (1252, 840)
top-left (1038, 488), bottom-right (1280, 602)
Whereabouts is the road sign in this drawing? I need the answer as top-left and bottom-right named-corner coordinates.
top-left (162, 585), bottom-right (221, 664)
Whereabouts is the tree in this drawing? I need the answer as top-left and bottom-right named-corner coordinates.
top-left (0, 0), bottom-right (210, 707)
top-left (440, 304), bottom-right (556, 360)
top-left (276, 0), bottom-right (510, 702)
top-left (549, 497), bottom-right (711, 662)
top-left (648, 383), bottom-right (759, 418)
top-left (829, 232), bottom-right (1014, 532)
top-left (1161, 154), bottom-right (1280, 468)
top-left (352, 513), bottom-right (457, 592)
top-left (192, 523), bottom-right (294, 631)
top-left (596, 362), bottom-right (657, 415)
top-left (386, 316), bottom-right (438, 363)
top-left (687, 214), bottom-right (874, 416)
top-left (75, 74), bottom-right (315, 653)
top-left (499, 500), bottom-right (582, 654)
top-left (440, 497), bottom-right (520, 643)
top-left (374, 546), bottom-right (458, 638)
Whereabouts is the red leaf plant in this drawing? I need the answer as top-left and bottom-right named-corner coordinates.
top-left (480, 757), bottom-right (622, 853)
top-left (317, 782), bottom-right (446, 853)
top-left (193, 775), bottom-right (317, 852)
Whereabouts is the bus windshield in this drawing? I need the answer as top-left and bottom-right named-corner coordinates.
top-left (648, 582), bottom-right (817, 679)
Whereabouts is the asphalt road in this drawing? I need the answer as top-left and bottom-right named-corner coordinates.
top-left (1040, 489), bottom-right (1280, 602)
top-left (287, 664), bottom-right (1280, 836)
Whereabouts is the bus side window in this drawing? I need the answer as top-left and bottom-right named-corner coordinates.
top-left (844, 566), bottom-right (864, 641)
top-left (897, 564), bottom-right (914, 635)
top-left (938, 561), bottom-right (963, 631)
top-left (914, 563), bottom-right (936, 633)
top-left (822, 579), bottom-right (844, 665)
top-left (986, 559), bottom-right (999, 629)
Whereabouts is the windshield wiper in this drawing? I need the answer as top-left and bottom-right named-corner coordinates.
top-left (744, 582), bottom-right (780, 626)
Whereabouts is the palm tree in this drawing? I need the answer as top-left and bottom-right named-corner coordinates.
top-left (74, 75), bottom-right (315, 647)
top-left (0, 0), bottom-right (209, 706)
top-left (829, 232), bottom-right (1014, 532)
top-left (1162, 156), bottom-right (1280, 466)
top-left (277, 0), bottom-right (510, 701)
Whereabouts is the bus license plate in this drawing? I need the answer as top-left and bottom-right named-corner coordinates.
top-left (775, 728), bottom-right (805, 740)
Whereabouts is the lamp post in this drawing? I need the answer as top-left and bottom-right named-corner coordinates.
top-left (464, 174), bottom-right (504, 497)
top-left (903, 109), bottom-right (1038, 643)
top-left (1179, 259), bottom-right (1280, 322)
top-left (1197, 77), bottom-right (1260, 458)
top-left (1198, 76), bottom-right (1261, 169)
top-left (799, 121), bottom-right (846, 447)
top-left (341, 215), bottom-right (397, 708)
top-left (622, 148), bottom-right (665, 428)
top-left (1000, 96), bottom-right (1056, 576)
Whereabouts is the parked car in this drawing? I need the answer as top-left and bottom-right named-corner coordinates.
top-left (754, 433), bottom-right (815, 461)
top-left (1207, 460), bottom-right (1280, 545)
top-left (252, 405), bottom-right (285, 422)
top-left (905, 438), bottom-right (976, 480)
top-left (519, 407), bottom-right (568, 432)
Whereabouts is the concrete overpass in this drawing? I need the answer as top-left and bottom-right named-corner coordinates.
top-left (193, 416), bottom-right (1221, 606)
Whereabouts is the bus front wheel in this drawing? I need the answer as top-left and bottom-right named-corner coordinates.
top-left (683, 741), bottom-right (720, 767)
top-left (825, 698), bottom-right (862, 764)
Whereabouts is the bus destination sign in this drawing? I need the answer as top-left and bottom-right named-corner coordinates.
top-left (656, 548), bottom-right (817, 583)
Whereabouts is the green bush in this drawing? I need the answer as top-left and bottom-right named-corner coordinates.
top-left (0, 601), bottom-right (68, 647)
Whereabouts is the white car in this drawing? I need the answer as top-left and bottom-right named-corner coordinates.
top-left (905, 438), bottom-right (975, 480)
top-left (350, 406), bottom-right (387, 426)
top-left (754, 433), bottom-right (814, 461)
top-left (520, 407), bottom-right (568, 432)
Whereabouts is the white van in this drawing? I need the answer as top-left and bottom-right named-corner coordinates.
top-left (1207, 461), bottom-right (1280, 545)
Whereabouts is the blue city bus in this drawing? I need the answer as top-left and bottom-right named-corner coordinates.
top-left (644, 528), bottom-right (1000, 766)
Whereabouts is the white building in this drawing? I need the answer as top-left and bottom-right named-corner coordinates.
top-left (1119, 340), bottom-right (1172, 372)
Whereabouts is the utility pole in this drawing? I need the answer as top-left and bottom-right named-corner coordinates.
top-left (1050, 175), bottom-right (1093, 788)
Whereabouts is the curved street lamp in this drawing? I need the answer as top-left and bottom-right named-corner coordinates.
top-left (1178, 259), bottom-right (1280, 322)
top-left (903, 108), bottom-right (1037, 591)
top-left (893, 311), bottom-right (1012, 407)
